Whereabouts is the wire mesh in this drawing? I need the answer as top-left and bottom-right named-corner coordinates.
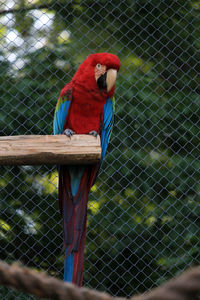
top-left (0, 0), bottom-right (200, 298)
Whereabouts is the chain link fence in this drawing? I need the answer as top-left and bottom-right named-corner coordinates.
top-left (0, 0), bottom-right (200, 298)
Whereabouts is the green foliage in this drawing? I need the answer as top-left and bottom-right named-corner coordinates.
top-left (0, 0), bottom-right (200, 298)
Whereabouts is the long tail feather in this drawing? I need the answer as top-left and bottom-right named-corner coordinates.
top-left (64, 251), bottom-right (74, 282)
top-left (72, 216), bottom-right (87, 285)
top-left (59, 164), bottom-right (97, 286)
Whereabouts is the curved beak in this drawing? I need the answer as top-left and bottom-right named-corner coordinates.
top-left (106, 69), bottom-right (117, 93)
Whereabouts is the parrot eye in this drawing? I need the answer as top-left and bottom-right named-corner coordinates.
top-left (96, 63), bottom-right (101, 69)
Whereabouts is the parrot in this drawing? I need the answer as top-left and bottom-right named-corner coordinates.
top-left (53, 53), bottom-right (120, 287)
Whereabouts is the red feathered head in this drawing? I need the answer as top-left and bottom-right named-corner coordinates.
top-left (72, 53), bottom-right (120, 97)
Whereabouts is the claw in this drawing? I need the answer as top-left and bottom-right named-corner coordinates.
top-left (63, 129), bottom-right (76, 137)
top-left (89, 130), bottom-right (98, 137)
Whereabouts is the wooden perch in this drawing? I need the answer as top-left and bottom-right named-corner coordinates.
top-left (0, 135), bottom-right (101, 165)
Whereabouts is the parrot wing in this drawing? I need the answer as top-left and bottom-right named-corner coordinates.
top-left (90, 96), bottom-right (115, 187)
top-left (101, 96), bottom-right (115, 162)
top-left (53, 83), bottom-right (72, 134)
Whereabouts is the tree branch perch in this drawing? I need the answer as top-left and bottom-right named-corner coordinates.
top-left (0, 135), bottom-right (101, 165)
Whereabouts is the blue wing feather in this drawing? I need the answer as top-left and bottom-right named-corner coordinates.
top-left (53, 97), bottom-right (71, 134)
top-left (53, 86), bottom-right (84, 198)
top-left (101, 97), bottom-right (115, 162)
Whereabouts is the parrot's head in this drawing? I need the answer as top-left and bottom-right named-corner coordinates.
top-left (72, 53), bottom-right (120, 97)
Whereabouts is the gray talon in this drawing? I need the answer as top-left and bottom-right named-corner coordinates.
top-left (63, 129), bottom-right (76, 137)
top-left (89, 130), bottom-right (98, 137)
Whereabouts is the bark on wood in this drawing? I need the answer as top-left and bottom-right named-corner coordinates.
top-left (0, 135), bottom-right (101, 165)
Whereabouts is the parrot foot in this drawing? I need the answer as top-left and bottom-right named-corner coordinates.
top-left (63, 129), bottom-right (76, 137)
top-left (89, 130), bottom-right (98, 137)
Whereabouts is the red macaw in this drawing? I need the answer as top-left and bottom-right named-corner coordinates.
top-left (53, 53), bottom-right (120, 286)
